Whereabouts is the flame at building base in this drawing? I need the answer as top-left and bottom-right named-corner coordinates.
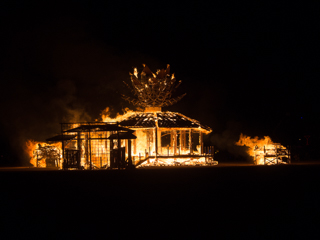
top-left (137, 157), bottom-right (218, 168)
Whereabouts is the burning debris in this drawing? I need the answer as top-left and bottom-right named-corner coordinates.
top-left (26, 140), bottom-right (62, 167)
top-left (236, 134), bottom-right (291, 165)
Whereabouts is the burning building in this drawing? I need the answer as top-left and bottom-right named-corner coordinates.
top-left (119, 64), bottom-right (215, 167)
top-left (28, 64), bottom-right (216, 169)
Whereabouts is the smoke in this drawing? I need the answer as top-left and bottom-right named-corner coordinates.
top-left (208, 121), bottom-right (252, 162)
top-left (0, 15), bottom-right (164, 166)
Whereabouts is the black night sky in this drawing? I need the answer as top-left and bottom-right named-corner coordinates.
top-left (2, 2), bottom-right (320, 239)
top-left (1, 1), bottom-right (320, 165)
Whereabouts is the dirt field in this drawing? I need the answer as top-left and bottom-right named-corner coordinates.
top-left (1, 164), bottom-right (319, 239)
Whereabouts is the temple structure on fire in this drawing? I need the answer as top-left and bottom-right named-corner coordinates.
top-left (37, 64), bottom-right (216, 169)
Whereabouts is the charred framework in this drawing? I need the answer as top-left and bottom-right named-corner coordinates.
top-left (122, 64), bottom-right (186, 108)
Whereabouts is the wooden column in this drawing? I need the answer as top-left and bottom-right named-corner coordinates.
top-left (170, 131), bottom-right (173, 155)
top-left (61, 140), bottom-right (65, 169)
top-left (109, 137), bottom-right (114, 169)
top-left (128, 139), bottom-right (132, 167)
top-left (133, 131), bottom-right (136, 155)
top-left (85, 133), bottom-right (89, 167)
top-left (117, 130), bottom-right (121, 170)
top-left (189, 129), bottom-right (193, 154)
top-left (158, 129), bottom-right (162, 155)
top-left (89, 130), bottom-right (92, 170)
top-left (77, 132), bottom-right (81, 169)
top-left (155, 127), bottom-right (158, 158)
top-left (181, 130), bottom-right (186, 152)
top-left (173, 130), bottom-right (177, 155)
top-left (179, 130), bottom-right (181, 155)
top-left (200, 132), bottom-right (203, 154)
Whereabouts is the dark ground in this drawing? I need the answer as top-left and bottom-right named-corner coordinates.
top-left (1, 164), bottom-right (319, 239)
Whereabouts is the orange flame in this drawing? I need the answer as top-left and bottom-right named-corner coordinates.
top-left (236, 134), bottom-right (273, 156)
top-left (25, 139), bottom-right (62, 167)
top-left (101, 107), bottom-right (136, 122)
top-left (236, 134), bottom-right (286, 165)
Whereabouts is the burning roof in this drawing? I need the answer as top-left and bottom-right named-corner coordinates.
top-left (119, 111), bottom-right (212, 133)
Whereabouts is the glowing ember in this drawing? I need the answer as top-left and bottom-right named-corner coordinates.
top-left (236, 134), bottom-right (290, 165)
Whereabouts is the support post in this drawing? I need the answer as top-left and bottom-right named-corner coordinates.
top-left (77, 132), bottom-right (81, 169)
top-left (85, 133), bottom-right (89, 168)
top-left (61, 141), bottom-right (65, 168)
top-left (200, 132), bottom-right (203, 155)
top-left (264, 145), bottom-right (266, 165)
top-left (128, 139), bottom-right (132, 168)
top-left (89, 129), bottom-right (92, 170)
top-left (189, 129), bottom-right (193, 154)
top-left (173, 130), bottom-right (177, 156)
top-left (117, 129), bottom-right (121, 170)
top-left (155, 127), bottom-right (158, 159)
top-left (110, 137), bottom-right (114, 169)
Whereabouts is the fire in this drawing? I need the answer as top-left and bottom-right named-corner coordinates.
top-left (27, 64), bottom-right (217, 169)
top-left (133, 68), bottom-right (138, 78)
top-left (26, 139), bottom-right (62, 167)
top-left (134, 130), bottom-right (148, 157)
top-left (236, 134), bottom-right (288, 165)
top-left (101, 107), bottom-right (136, 122)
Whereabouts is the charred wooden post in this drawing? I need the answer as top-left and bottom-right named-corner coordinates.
top-left (117, 129), bottom-right (121, 170)
top-left (154, 126), bottom-right (158, 159)
top-left (173, 130), bottom-right (177, 156)
top-left (127, 139), bottom-right (132, 168)
top-left (189, 129), bottom-right (193, 154)
top-left (110, 137), bottom-right (114, 169)
top-left (200, 132), bottom-right (203, 155)
top-left (77, 132), bottom-right (81, 170)
top-left (89, 129), bottom-right (92, 170)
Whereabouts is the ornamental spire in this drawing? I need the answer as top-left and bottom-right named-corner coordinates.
top-left (122, 64), bottom-right (186, 108)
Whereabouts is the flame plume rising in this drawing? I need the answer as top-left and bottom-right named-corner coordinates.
top-left (101, 107), bottom-right (136, 122)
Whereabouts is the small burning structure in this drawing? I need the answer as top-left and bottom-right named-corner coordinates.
top-left (26, 140), bottom-right (62, 168)
top-left (236, 134), bottom-right (291, 165)
top-left (52, 123), bottom-right (136, 170)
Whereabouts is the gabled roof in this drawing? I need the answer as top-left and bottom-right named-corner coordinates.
top-left (108, 132), bottom-right (137, 140)
top-left (63, 124), bottom-right (133, 133)
top-left (46, 134), bottom-right (77, 142)
top-left (119, 111), bottom-right (211, 133)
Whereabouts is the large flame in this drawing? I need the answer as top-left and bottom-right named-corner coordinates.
top-left (26, 139), bottom-right (62, 167)
top-left (27, 106), bottom-right (215, 168)
top-left (101, 107), bottom-right (136, 122)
